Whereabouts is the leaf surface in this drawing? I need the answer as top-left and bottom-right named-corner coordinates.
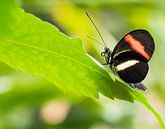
top-left (0, 8), bottom-right (115, 98)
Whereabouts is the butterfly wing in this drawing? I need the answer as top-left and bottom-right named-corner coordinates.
top-left (112, 51), bottom-right (149, 83)
top-left (116, 60), bottom-right (149, 83)
top-left (112, 29), bottom-right (155, 62)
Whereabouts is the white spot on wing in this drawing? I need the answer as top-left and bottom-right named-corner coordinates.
top-left (116, 60), bottom-right (139, 71)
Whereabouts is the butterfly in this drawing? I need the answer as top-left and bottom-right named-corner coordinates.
top-left (86, 12), bottom-right (155, 90)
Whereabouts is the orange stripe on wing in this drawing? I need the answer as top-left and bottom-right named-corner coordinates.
top-left (124, 34), bottom-right (150, 60)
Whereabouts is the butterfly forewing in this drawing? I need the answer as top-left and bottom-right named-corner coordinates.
top-left (112, 30), bottom-right (155, 62)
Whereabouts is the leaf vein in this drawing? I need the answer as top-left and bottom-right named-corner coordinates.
top-left (4, 40), bottom-right (110, 80)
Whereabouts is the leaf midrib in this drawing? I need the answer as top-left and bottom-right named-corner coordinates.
top-left (2, 39), bottom-right (110, 80)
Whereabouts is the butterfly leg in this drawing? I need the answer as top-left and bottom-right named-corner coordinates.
top-left (129, 83), bottom-right (135, 89)
top-left (102, 63), bottom-right (108, 65)
top-left (109, 64), bottom-right (118, 75)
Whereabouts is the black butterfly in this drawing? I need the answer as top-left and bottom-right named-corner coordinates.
top-left (86, 12), bottom-right (155, 90)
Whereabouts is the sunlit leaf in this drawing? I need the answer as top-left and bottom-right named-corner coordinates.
top-left (0, 8), bottom-right (114, 99)
top-left (0, 0), bottom-right (16, 38)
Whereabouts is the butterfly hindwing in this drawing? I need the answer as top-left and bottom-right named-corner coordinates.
top-left (111, 51), bottom-right (149, 83)
top-left (112, 29), bottom-right (155, 62)
top-left (116, 60), bottom-right (149, 83)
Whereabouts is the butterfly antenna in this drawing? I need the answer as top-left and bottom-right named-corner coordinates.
top-left (87, 35), bottom-right (105, 47)
top-left (85, 12), bottom-right (107, 48)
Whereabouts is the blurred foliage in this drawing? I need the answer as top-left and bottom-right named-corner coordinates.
top-left (0, 0), bottom-right (165, 129)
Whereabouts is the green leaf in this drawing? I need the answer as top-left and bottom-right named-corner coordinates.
top-left (112, 80), bottom-right (134, 102)
top-left (0, 61), bottom-right (14, 75)
top-left (0, 8), bottom-right (115, 99)
top-left (0, 0), bottom-right (16, 38)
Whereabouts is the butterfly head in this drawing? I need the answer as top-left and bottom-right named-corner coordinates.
top-left (101, 47), bottom-right (111, 64)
